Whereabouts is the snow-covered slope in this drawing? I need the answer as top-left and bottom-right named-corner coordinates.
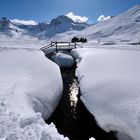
top-left (0, 34), bottom-right (48, 49)
top-left (72, 48), bottom-right (140, 140)
top-left (0, 49), bottom-right (63, 119)
top-left (77, 5), bottom-right (140, 44)
top-left (15, 22), bottom-right (49, 38)
top-left (0, 48), bottom-right (69, 140)
top-left (0, 17), bottom-right (24, 36)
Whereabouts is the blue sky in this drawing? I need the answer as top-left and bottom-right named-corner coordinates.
top-left (0, 0), bottom-right (140, 23)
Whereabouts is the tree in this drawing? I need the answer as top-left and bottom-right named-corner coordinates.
top-left (71, 36), bottom-right (87, 43)
top-left (79, 37), bottom-right (87, 43)
top-left (71, 37), bottom-right (79, 43)
top-left (84, 38), bottom-right (87, 43)
top-left (79, 37), bottom-right (84, 43)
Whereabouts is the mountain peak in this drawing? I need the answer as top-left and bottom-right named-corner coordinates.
top-left (0, 17), bottom-right (11, 27)
top-left (120, 4), bottom-right (140, 18)
top-left (44, 15), bottom-right (89, 37)
top-left (50, 15), bottom-right (73, 25)
top-left (0, 17), bottom-right (23, 34)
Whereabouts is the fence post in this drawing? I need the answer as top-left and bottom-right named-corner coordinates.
top-left (56, 42), bottom-right (58, 52)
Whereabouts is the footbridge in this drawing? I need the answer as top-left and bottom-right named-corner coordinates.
top-left (40, 42), bottom-right (83, 55)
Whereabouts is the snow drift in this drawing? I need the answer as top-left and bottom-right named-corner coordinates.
top-left (0, 48), bottom-right (69, 140)
top-left (72, 48), bottom-right (140, 140)
top-left (52, 52), bottom-right (75, 68)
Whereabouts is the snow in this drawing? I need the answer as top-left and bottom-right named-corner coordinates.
top-left (0, 18), bottom-right (24, 36)
top-left (52, 52), bottom-right (75, 68)
top-left (89, 138), bottom-right (96, 140)
top-left (0, 48), bottom-right (69, 140)
top-left (72, 48), bottom-right (140, 140)
top-left (0, 111), bottom-right (68, 140)
top-left (0, 48), bottom-right (63, 119)
top-left (0, 34), bottom-right (47, 49)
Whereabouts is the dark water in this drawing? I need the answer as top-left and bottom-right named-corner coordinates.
top-left (46, 67), bottom-right (117, 140)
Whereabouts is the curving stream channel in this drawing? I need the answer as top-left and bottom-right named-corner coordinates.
top-left (46, 66), bottom-right (118, 140)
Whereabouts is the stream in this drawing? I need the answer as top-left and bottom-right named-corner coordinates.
top-left (46, 66), bottom-right (118, 140)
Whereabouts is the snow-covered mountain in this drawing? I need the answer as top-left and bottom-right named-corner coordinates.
top-left (0, 15), bottom-right (89, 39)
top-left (1, 4), bottom-right (140, 44)
top-left (41, 15), bottom-right (88, 38)
top-left (46, 5), bottom-right (140, 44)
top-left (77, 5), bottom-right (140, 44)
top-left (0, 17), bottom-right (23, 36)
top-left (23, 15), bottom-right (88, 38)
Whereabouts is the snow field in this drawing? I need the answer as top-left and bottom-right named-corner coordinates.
top-left (72, 48), bottom-right (140, 140)
top-left (0, 49), bottom-right (69, 140)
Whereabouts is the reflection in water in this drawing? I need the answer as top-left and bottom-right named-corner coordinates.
top-left (68, 78), bottom-right (79, 120)
top-left (69, 79), bottom-right (78, 107)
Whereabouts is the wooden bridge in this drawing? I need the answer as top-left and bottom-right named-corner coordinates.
top-left (40, 42), bottom-right (83, 55)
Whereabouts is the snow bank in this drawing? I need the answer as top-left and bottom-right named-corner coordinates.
top-left (72, 48), bottom-right (140, 140)
top-left (0, 48), bottom-right (68, 140)
top-left (0, 34), bottom-right (47, 49)
top-left (0, 108), bottom-right (68, 140)
top-left (52, 52), bottom-right (75, 68)
top-left (89, 137), bottom-right (96, 140)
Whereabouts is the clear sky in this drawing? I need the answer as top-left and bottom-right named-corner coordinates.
top-left (0, 0), bottom-right (140, 23)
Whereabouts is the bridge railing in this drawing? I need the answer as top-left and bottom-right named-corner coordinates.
top-left (51, 42), bottom-right (77, 50)
top-left (40, 42), bottom-right (83, 53)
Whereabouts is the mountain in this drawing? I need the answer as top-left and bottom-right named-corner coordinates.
top-left (47, 5), bottom-right (140, 43)
top-left (77, 5), bottom-right (140, 44)
top-left (0, 17), bottom-right (23, 36)
top-left (42, 15), bottom-right (88, 38)
top-left (0, 15), bottom-right (89, 39)
top-left (21, 15), bottom-right (88, 38)
top-left (15, 22), bottom-right (49, 38)
top-left (1, 4), bottom-right (140, 44)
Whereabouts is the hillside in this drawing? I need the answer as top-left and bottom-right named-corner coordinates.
top-left (77, 5), bottom-right (140, 45)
